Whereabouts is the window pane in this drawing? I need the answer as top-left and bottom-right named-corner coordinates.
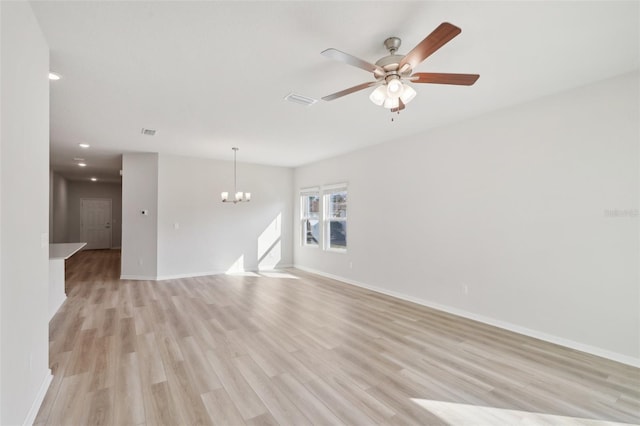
top-left (328, 191), bottom-right (347, 219)
top-left (303, 195), bottom-right (320, 218)
top-left (329, 220), bottom-right (347, 249)
top-left (305, 219), bottom-right (319, 245)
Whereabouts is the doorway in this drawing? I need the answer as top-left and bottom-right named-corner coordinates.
top-left (80, 198), bottom-right (112, 249)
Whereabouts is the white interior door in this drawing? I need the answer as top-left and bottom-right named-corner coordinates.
top-left (80, 198), bottom-right (112, 249)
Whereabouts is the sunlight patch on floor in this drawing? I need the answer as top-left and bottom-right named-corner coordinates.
top-left (226, 255), bottom-right (246, 274)
top-left (411, 399), bottom-right (629, 426)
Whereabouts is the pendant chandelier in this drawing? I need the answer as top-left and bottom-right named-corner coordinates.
top-left (221, 147), bottom-right (251, 203)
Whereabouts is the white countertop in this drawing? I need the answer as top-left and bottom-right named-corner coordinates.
top-left (49, 242), bottom-right (86, 260)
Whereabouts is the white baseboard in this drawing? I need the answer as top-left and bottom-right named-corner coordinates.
top-left (293, 265), bottom-right (640, 368)
top-left (152, 264), bottom-right (295, 281)
top-left (23, 370), bottom-right (53, 426)
top-left (267, 263), bottom-right (293, 269)
top-left (156, 270), bottom-right (227, 281)
top-left (119, 265), bottom-right (297, 282)
top-left (119, 274), bottom-right (157, 280)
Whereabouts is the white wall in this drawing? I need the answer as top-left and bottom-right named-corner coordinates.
top-left (66, 180), bottom-right (122, 248)
top-left (121, 153), bottom-right (158, 279)
top-left (294, 72), bottom-right (640, 366)
top-left (0, 1), bottom-right (52, 424)
top-left (50, 171), bottom-right (68, 243)
top-left (157, 154), bottom-right (292, 278)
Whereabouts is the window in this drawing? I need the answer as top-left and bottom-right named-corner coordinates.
top-left (301, 184), bottom-right (348, 252)
top-left (300, 189), bottom-right (320, 247)
top-left (324, 186), bottom-right (347, 251)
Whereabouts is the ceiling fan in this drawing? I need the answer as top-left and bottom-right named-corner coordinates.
top-left (321, 22), bottom-right (479, 112)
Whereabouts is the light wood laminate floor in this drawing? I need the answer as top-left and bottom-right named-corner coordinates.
top-left (35, 249), bottom-right (639, 425)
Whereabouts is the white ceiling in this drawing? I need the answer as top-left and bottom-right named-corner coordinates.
top-left (31, 1), bottom-right (639, 183)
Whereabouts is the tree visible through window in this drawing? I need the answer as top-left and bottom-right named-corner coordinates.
top-left (325, 189), bottom-right (347, 250)
top-left (300, 191), bottom-right (320, 246)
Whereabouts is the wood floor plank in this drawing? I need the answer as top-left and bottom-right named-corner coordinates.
top-left (200, 388), bottom-right (247, 426)
top-left (244, 412), bottom-right (280, 426)
top-left (88, 335), bottom-right (116, 392)
top-left (205, 349), bottom-right (267, 420)
top-left (37, 249), bottom-right (640, 426)
top-left (180, 335), bottom-right (222, 394)
top-left (163, 360), bottom-right (212, 425)
top-left (113, 352), bottom-right (145, 426)
top-left (146, 381), bottom-right (182, 426)
top-left (46, 372), bottom-right (91, 426)
top-left (272, 373), bottom-right (345, 425)
top-left (85, 387), bottom-right (113, 426)
top-left (234, 355), bottom-right (312, 426)
top-left (302, 376), bottom-right (378, 426)
top-left (64, 328), bottom-right (97, 377)
top-left (136, 332), bottom-right (167, 386)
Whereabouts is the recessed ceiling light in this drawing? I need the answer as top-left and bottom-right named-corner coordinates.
top-left (48, 72), bottom-right (61, 81)
top-left (78, 163), bottom-right (87, 167)
top-left (90, 177), bottom-right (97, 182)
top-left (78, 143), bottom-right (90, 148)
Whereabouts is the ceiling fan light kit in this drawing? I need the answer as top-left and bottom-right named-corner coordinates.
top-left (321, 22), bottom-right (479, 113)
top-left (221, 147), bottom-right (251, 204)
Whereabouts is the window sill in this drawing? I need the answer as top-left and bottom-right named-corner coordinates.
top-left (325, 247), bottom-right (347, 254)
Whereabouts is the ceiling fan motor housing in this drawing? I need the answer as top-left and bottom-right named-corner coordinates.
top-left (375, 54), bottom-right (412, 78)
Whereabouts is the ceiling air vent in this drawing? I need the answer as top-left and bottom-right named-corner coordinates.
top-left (141, 128), bottom-right (156, 136)
top-left (284, 93), bottom-right (318, 107)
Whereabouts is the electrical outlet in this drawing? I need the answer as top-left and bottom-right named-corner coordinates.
top-left (463, 284), bottom-right (469, 295)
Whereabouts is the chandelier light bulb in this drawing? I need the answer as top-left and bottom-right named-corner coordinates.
top-left (386, 78), bottom-right (404, 99)
top-left (369, 85), bottom-right (387, 106)
top-left (400, 84), bottom-right (417, 104)
top-left (369, 86), bottom-right (387, 106)
top-left (383, 97), bottom-right (400, 109)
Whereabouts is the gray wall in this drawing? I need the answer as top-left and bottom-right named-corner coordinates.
top-left (294, 72), bottom-right (640, 366)
top-left (121, 153), bottom-right (159, 279)
top-left (157, 154), bottom-right (293, 278)
top-left (50, 172), bottom-right (68, 243)
top-left (0, 1), bottom-right (51, 423)
top-left (66, 180), bottom-right (122, 248)
top-left (121, 153), bottom-right (293, 279)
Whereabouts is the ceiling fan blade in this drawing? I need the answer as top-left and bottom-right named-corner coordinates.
top-left (322, 81), bottom-right (379, 101)
top-left (390, 99), bottom-right (406, 113)
top-left (399, 22), bottom-right (462, 72)
top-left (321, 48), bottom-right (384, 75)
top-left (410, 72), bottom-right (479, 85)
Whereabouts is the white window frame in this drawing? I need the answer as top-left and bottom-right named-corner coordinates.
top-left (300, 187), bottom-right (320, 248)
top-left (323, 183), bottom-right (348, 253)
